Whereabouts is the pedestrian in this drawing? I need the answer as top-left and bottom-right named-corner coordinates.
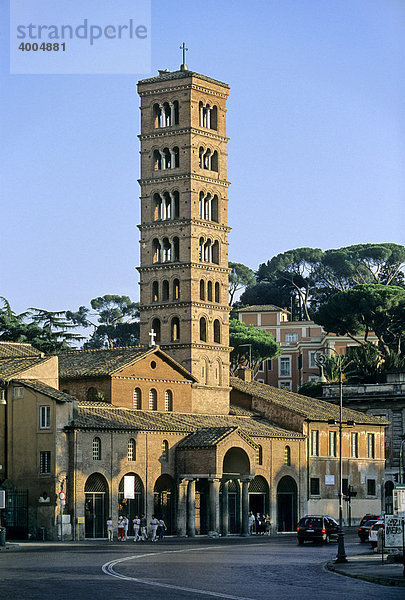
top-left (117, 516), bottom-right (125, 541)
top-left (265, 514), bottom-right (271, 536)
top-left (158, 518), bottom-right (167, 540)
top-left (133, 515), bottom-right (141, 541)
top-left (123, 515), bottom-right (129, 541)
top-left (150, 514), bottom-right (159, 542)
top-left (140, 514), bottom-right (147, 541)
top-left (106, 516), bottom-right (114, 542)
top-left (256, 513), bottom-right (264, 535)
top-left (248, 511), bottom-right (255, 535)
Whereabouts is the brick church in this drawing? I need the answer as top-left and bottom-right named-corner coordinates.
top-left (0, 60), bottom-right (386, 540)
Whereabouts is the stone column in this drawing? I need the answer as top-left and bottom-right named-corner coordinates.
top-left (206, 105), bottom-right (211, 129)
top-left (176, 479), bottom-right (188, 537)
top-left (170, 150), bottom-right (176, 169)
top-left (200, 105), bottom-right (204, 126)
top-left (187, 478), bottom-right (196, 537)
top-left (169, 102), bottom-right (175, 125)
top-left (208, 478), bottom-right (220, 535)
top-left (241, 478), bottom-right (250, 536)
top-left (159, 103), bottom-right (164, 127)
top-left (160, 150), bottom-right (166, 170)
top-left (161, 193), bottom-right (167, 220)
top-left (169, 192), bottom-right (176, 218)
top-left (221, 480), bottom-right (229, 537)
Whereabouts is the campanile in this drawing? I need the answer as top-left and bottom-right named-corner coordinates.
top-left (137, 58), bottom-right (231, 414)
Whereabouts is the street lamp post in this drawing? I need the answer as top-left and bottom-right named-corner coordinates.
top-left (315, 350), bottom-right (347, 563)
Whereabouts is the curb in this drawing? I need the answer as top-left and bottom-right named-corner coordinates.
top-left (326, 561), bottom-right (405, 588)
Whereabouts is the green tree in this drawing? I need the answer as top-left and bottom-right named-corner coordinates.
top-left (314, 284), bottom-right (405, 356)
top-left (229, 318), bottom-right (281, 372)
top-left (67, 294), bottom-right (140, 349)
top-left (239, 281), bottom-right (294, 313)
top-left (228, 262), bottom-right (256, 305)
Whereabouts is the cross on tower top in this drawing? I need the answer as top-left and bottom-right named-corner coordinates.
top-left (180, 42), bottom-right (188, 71)
top-left (148, 329), bottom-right (157, 347)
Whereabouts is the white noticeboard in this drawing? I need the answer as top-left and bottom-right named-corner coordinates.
top-left (325, 475), bottom-right (335, 485)
top-left (393, 487), bottom-right (405, 517)
top-left (124, 475), bottom-right (135, 500)
top-left (384, 515), bottom-right (404, 548)
top-left (0, 490), bottom-right (5, 509)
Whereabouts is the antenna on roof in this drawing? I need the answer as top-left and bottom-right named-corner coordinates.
top-left (180, 42), bottom-right (188, 71)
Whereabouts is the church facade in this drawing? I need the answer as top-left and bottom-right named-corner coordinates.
top-left (0, 63), bottom-right (387, 541)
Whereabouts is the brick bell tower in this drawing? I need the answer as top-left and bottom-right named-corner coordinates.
top-left (137, 52), bottom-right (231, 415)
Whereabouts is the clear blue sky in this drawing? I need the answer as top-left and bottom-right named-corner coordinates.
top-left (1, 0), bottom-right (404, 315)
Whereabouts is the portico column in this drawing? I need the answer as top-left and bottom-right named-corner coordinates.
top-left (241, 478), bottom-right (250, 536)
top-left (221, 480), bottom-right (229, 537)
top-left (169, 102), bottom-right (175, 125)
top-left (176, 479), bottom-right (188, 537)
top-left (187, 478), bottom-right (196, 537)
top-left (208, 478), bottom-right (220, 535)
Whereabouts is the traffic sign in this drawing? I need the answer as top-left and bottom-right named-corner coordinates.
top-left (58, 492), bottom-right (66, 501)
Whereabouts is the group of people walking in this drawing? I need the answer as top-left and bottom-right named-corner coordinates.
top-left (248, 512), bottom-right (271, 535)
top-left (106, 514), bottom-right (167, 542)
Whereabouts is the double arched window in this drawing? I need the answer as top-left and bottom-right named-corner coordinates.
top-left (153, 191), bottom-right (179, 221)
top-left (152, 237), bottom-right (180, 264)
top-left (199, 192), bottom-right (218, 222)
top-left (198, 147), bottom-right (218, 172)
top-left (199, 102), bottom-right (217, 130)
top-left (198, 238), bottom-right (219, 264)
top-left (154, 101), bottom-right (179, 128)
top-left (153, 147), bottom-right (179, 170)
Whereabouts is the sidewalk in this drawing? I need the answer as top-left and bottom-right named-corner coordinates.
top-left (327, 553), bottom-right (405, 588)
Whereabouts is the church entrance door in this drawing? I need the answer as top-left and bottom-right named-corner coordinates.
top-left (276, 476), bottom-right (297, 532)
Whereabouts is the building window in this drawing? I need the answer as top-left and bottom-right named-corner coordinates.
top-left (40, 451), bottom-right (51, 474)
top-left (258, 361), bottom-right (264, 372)
top-left (329, 431), bottom-right (337, 457)
top-left (162, 440), bottom-right (169, 461)
top-left (164, 390), bottom-right (173, 412)
top-left (127, 438), bottom-right (136, 461)
top-left (284, 445), bottom-right (291, 466)
top-left (133, 388), bottom-right (141, 409)
top-left (310, 477), bottom-right (320, 496)
top-left (39, 406), bottom-right (51, 429)
top-left (351, 432), bottom-right (358, 458)
top-left (171, 317), bottom-right (180, 341)
top-left (310, 430), bottom-right (319, 456)
top-left (149, 389), bottom-right (157, 410)
top-left (13, 386), bottom-right (23, 399)
top-left (343, 478), bottom-right (349, 495)
top-left (93, 437), bottom-right (101, 460)
top-left (279, 356), bottom-right (291, 377)
top-left (86, 387), bottom-right (98, 402)
top-left (267, 359), bottom-right (272, 371)
top-left (200, 317), bottom-right (207, 342)
top-left (279, 381), bottom-right (292, 391)
top-left (256, 445), bottom-right (263, 465)
top-left (367, 433), bottom-right (375, 459)
top-left (367, 479), bottom-right (376, 496)
top-left (285, 333), bottom-right (298, 342)
top-left (308, 352), bottom-right (318, 368)
top-left (213, 319), bottom-right (221, 343)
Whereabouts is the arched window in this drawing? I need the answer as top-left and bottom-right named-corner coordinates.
top-left (284, 446), bottom-right (291, 466)
top-left (93, 437), bottom-right (101, 460)
top-left (162, 440), bottom-right (169, 461)
top-left (128, 438), bottom-right (136, 461)
top-left (215, 282), bottom-right (220, 303)
top-left (211, 150), bottom-right (218, 172)
top-left (172, 147), bottom-right (179, 168)
top-left (200, 317), bottom-right (207, 342)
top-left (213, 319), bottom-right (221, 343)
top-left (162, 147), bottom-right (170, 169)
top-left (200, 279), bottom-right (205, 300)
top-left (211, 195), bottom-right (218, 222)
top-left (153, 193), bottom-right (162, 220)
top-left (162, 280), bottom-right (169, 301)
top-left (133, 388), bottom-right (141, 409)
top-left (153, 103), bottom-right (161, 128)
top-left (172, 191), bottom-right (180, 218)
top-left (212, 240), bottom-right (219, 264)
top-left (210, 105), bottom-right (218, 130)
top-left (152, 238), bottom-right (161, 263)
top-left (151, 318), bottom-right (161, 344)
top-left (149, 389), bottom-right (157, 410)
top-left (152, 281), bottom-right (159, 303)
top-left (172, 237), bottom-right (179, 261)
top-left (207, 281), bottom-right (213, 301)
top-left (165, 390), bottom-right (173, 412)
top-left (256, 444), bottom-right (263, 465)
top-left (173, 279), bottom-right (180, 300)
top-left (204, 239), bottom-right (212, 262)
top-left (199, 191), bottom-right (204, 218)
top-left (204, 194), bottom-right (211, 219)
top-left (153, 149), bottom-right (162, 170)
top-left (199, 237), bottom-right (204, 261)
top-left (86, 387), bottom-right (98, 402)
top-left (171, 317), bottom-right (180, 341)
top-left (199, 146), bottom-right (204, 168)
top-left (163, 192), bottom-right (171, 219)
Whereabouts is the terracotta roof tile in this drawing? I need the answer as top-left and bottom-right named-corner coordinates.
top-left (14, 379), bottom-right (74, 403)
top-left (58, 346), bottom-right (155, 377)
top-left (0, 342), bottom-right (42, 358)
top-left (230, 377), bottom-right (389, 425)
top-left (0, 356), bottom-right (50, 380)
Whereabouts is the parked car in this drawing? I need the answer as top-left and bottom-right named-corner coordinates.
top-left (359, 514), bottom-right (380, 528)
top-left (369, 520), bottom-right (384, 548)
top-left (358, 519), bottom-right (378, 542)
top-left (297, 515), bottom-right (339, 545)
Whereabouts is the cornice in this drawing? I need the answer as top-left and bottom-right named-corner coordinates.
top-left (137, 262), bottom-right (231, 274)
top-left (138, 81), bottom-right (228, 100)
top-left (139, 173), bottom-right (230, 188)
top-left (139, 127), bottom-right (229, 143)
top-left (159, 342), bottom-right (233, 352)
top-left (138, 219), bottom-right (231, 234)
top-left (140, 300), bottom-right (231, 312)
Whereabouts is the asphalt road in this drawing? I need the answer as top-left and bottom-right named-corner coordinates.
top-left (0, 533), bottom-right (403, 600)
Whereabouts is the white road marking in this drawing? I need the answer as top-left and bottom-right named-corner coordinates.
top-left (102, 546), bottom-right (258, 600)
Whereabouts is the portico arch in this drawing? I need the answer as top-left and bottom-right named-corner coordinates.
top-left (276, 475), bottom-right (297, 532)
top-left (154, 474), bottom-right (175, 534)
